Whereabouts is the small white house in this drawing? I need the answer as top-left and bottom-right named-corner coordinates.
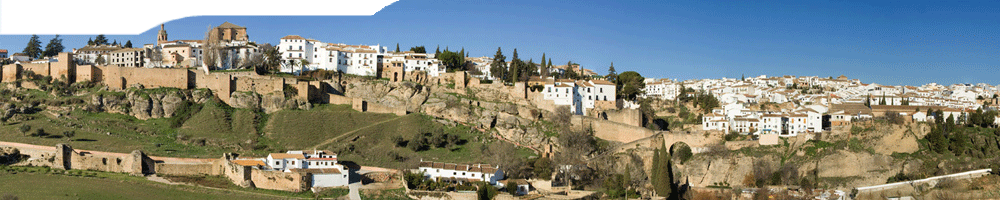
top-left (265, 150), bottom-right (350, 187)
top-left (418, 161), bottom-right (504, 185)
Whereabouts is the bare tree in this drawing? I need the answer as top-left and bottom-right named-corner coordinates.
top-left (148, 47), bottom-right (163, 68)
top-left (201, 26), bottom-right (222, 72)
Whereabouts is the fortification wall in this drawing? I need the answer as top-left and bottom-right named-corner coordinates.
top-left (21, 63), bottom-right (50, 77)
top-left (603, 109), bottom-right (642, 127)
top-left (75, 65), bottom-right (95, 83)
top-left (327, 93), bottom-right (353, 105)
top-left (155, 162), bottom-right (219, 176)
top-left (221, 158), bottom-right (253, 187)
top-left (193, 71), bottom-right (233, 103)
top-left (51, 53), bottom-right (75, 82)
top-left (250, 169), bottom-right (309, 192)
top-left (234, 76), bottom-right (283, 95)
top-left (574, 116), bottom-right (655, 143)
top-left (1, 64), bottom-right (19, 82)
top-left (99, 66), bottom-right (190, 90)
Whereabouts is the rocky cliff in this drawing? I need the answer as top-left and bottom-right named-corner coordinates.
top-left (341, 81), bottom-right (552, 150)
top-left (89, 89), bottom-right (213, 120)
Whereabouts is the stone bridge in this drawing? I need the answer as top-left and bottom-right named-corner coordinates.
top-left (613, 131), bottom-right (722, 153)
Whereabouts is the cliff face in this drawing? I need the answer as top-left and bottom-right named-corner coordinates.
top-left (228, 92), bottom-right (311, 113)
top-left (342, 81), bottom-right (552, 150)
top-left (89, 89), bottom-right (213, 120)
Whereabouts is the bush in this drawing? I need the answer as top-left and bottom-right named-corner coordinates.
top-left (724, 132), bottom-right (740, 141)
top-left (673, 144), bottom-right (693, 164)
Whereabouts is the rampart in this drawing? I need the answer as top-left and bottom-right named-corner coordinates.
top-left (0, 142), bottom-right (318, 192)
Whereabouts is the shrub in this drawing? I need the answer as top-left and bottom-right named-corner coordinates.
top-left (673, 144), bottom-right (693, 164)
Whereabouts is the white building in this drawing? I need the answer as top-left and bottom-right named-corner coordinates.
top-left (264, 150), bottom-right (349, 187)
top-left (418, 161), bottom-right (503, 185)
top-left (542, 79), bottom-right (617, 115)
top-left (278, 35), bottom-right (387, 76)
top-left (643, 79), bottom-right (680, 100)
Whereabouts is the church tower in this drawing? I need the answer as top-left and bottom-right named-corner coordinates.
top-left (157, 24), bottom-right (168, 45)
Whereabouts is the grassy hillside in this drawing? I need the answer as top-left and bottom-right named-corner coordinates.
top-left (177, 100), bottom-right (260, 145)
top-left (264, 104), bottom-right (398, 150)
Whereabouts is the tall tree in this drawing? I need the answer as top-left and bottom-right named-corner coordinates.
top-left (540, 53), bottom-right (549, 78)
top-left (563, 61), bottom-right (578, 80)
top-left (395, 43), bottom-right (400, 52)
top-left (409, 46), bottom-right (426, 53)
top-left (43, 35), bottom-right (65, 57)
top-left (22, 35), bottom-right (43, 59)
top-left (489, 47), bottom-right (507, 81)
top-left (459, 47), bottom-right (466, 69)
top-left (617, 71), bottom-right (646, 100)
top-left (548, 58), bottom-right (553, 77)
top-left (435, 45), bottom-right (441, 57)
top-left (148, 47), bottom-right (164, 68)
top-left (112, 40), bottom-right (118, 46)
top-left (508, 49), bottom-right (520, 82)
top-left (124, 40), bottom-right (133, 48)
top-left (201, 27), bottom-right (223, 70)
top-left (87, 38), bottom-right (94, 46)
top-left (94, 34), bottom-right (109, 45)
top-left (606, 62), bottom-right (618, 83)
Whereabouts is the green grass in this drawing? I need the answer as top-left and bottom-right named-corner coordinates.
top-left (264, 104), bottom-right (397, 150)
top-left (0, 166), bottom-right (274, 200)
top-left (177, 100), bottom-right (259, 144)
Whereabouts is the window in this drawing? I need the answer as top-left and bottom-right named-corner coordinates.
top-left (275, 161), bottom-right (279, 165)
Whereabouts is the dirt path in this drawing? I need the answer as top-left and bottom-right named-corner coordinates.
top-left (309, 115), bottom-right (405, 149)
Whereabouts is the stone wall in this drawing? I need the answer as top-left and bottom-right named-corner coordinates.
top-left (76, 65), bottom-right (95, 83)
top-left (154, 162), bottom-right (220, 176)
top-left (234, 76), bottom-right (283, 95)
top-left (586, 117), bottom-right (656, 143)
top-left (1, 64), bottom-right (19, 82)
top-left (100, 66), bottom-right (190, 90)
top-left (602, 109), bottom-right (642, 127)
top-left (250, 169), bottom-right (309, 192)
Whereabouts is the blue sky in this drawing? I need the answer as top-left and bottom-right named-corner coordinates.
top-left (1, 0), bottom-right (998, 85)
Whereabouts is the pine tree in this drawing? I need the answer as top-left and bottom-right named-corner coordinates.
top-left (94, 34), bottom-right (109, 45)
top-left (607, 62), bottom-right (617, 83)
top-left (22, 34), bottom-right (43, 59)
top-left (459, 47), bottom-right (466, 69)
top-left (87, 38), bottom-right (94, 46)
top-left (43, 35), bottom-right (65, 57)
top-left (489, 47), bottom-right (507, 81)
top-left (508, 48), bottom-right (521, 83)
top-left (124, 40), bottom-right (133, 48)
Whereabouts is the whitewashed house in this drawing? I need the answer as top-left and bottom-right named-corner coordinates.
top-left (265, 150), bottom-right (349, 187)
top-left (418, 161), bottom-right (504, 185)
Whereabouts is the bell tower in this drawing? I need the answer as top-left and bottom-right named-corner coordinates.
top-left (157, 24), bottom-right (168, 45)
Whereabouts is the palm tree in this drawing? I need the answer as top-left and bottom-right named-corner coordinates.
top-left (289, 59), bottom-right (300, 74)
top-left (299, 59), bottom-right (310, 75)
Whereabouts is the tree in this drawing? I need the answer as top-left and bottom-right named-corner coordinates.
top-left (112, 40), bottom-right (118, 46)
top-left (124, 40), bottom-right (133, 48)
top-left (489, 47), bottom-right (507, 81)
top-left (617, 71), bottom-right (646, 100)
top-left (19, 125), bottom-right (30, 137)
top-left (409, 46), bottom-right (426, 53)
top-left (94, 34), bottom-right (109, 45)
top-left (22, 35), bottom-right (43, 59)
top-left (606, 62), bottom-right (617, 85)
top-left (651, 142), bottom-right (674, 197)
top-left (435, 45), bottom-right (441, 56)
top-left (477, 182), bottom-right (498, 200)
top-left (260, 43), bottom-right (282, 74)
top-left (62, 131), bottom-right (75, 141)
top-left (148, 47), bottom-right (164, 68)
top-left (395, 43), bottom-right (400, 52)
top-left (437, 50), bottom-right (465, 71)
top-left (43, 35), bottom-right (65, 57)
top-left (507, 48), bottom-right (525, 83)
top-left (532, 157), bottom-right (553, 180)
top-left (202, 27), bottom-right (223, 70)
top-left (563, 61), bottom-right (579, 80)
top-left (87, 38), bottom-right (94, 46)
top-left (540, 53), bottom-right (549, 78)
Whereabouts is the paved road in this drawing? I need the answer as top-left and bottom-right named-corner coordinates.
top-left (348, 182), bottom-right (362, 200)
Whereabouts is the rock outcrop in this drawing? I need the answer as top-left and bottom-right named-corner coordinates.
top-left (228, 92), bottom-right (312, 113)
top-left (90, 89), bottom-right (214, 120)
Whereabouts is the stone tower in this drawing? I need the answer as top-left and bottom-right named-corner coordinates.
top-left (157, 24), bottom-right (168, 45)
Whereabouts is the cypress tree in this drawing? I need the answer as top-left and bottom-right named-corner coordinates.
top-left (22, 34), bottom-right (43, 58)
top-left (395, 43), bottom-right (400, 52)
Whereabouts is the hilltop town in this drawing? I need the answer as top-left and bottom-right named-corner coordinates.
top-left (0, 22), bottom-right (999, 200)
